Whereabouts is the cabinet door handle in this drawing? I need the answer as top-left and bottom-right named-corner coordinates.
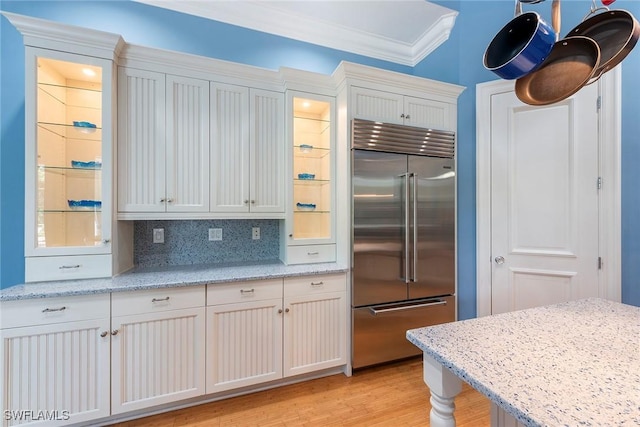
top-left (307, 251), bottom-right (319, 256)
top-left (240, 289), bottom-right (255, 294)
top-left (100, 331), bottom-right (108, 338)
top-left (42, 306), bottom-right (67, 313)
top-left (160, 198), bottom-right (166, 203)
top-left (111, 329), bottom-right (119, 336)
top-left (405, 114), bottom-right (411, 119)
top-left (59, 265), bottom-right (80, 270)
top-left (278, 308), bottom-right (283, 314)
top-left (311, 281), bottom-right (324, 287)
top-left (151, 297), bottom-right (170, 302)
top-left (102, 239), bottom-right (111, 244)
top-left (400, 113), bottom-right (405, 118)
top-left (167, 198), bottom-right (174, 203)
top-left (285, 308), bottom-right (290, 313)
top-left (244, 200), bottom-right (249, 204)
top-left (251, 200), bottom-right (255, 204)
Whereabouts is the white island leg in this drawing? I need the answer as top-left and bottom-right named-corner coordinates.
top-left (422, 353), bottom-right (462, 427)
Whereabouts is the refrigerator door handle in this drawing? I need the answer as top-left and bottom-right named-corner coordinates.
top-left (368, 298), bottom-right (448, 315)
top-left (400, 172), bottom-right (410, 284)
top-left (411, 173), bottom-right (418, 282)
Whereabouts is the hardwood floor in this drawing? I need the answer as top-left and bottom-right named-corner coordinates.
top-left (110, 358), bottom-right (490, 427)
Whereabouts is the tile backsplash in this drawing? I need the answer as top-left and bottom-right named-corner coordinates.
top-left (134, 220), bottom-right (280, 268)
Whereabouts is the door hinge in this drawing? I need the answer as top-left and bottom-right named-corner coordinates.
top-left (597, 177), bottom-right (602, 190)
top-left (598, 257), bottom-right (603, 270)
top-left (596, 96), bottom-right (601, 111)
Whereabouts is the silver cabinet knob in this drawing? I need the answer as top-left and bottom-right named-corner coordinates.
top-left (495, 256), bottom-right (505, 265)
top-left (111, 329), bottom-right (119, 336)
top-left (167, 198), bottom-right (174, 203)
top-left (100, 331), bottom-right (108, 338)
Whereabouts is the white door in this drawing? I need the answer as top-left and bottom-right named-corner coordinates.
top-left (165, 75), bottom-right (210, 213)
top-left (111, 307), bottom-right (206, 414)
top-left (490, 84), bottom-right (600, 314)
top-left (117, 67), bottom-right (166, 213)
top-left (249, 89), bottom-right (285, 213)
top-left (210, 82), bottom-right (250, 213)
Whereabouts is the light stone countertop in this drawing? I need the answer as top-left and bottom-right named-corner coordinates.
top-left (406, 298), bottom-right (640, 427)
top-left (0, 261), bottom-right (348, 301)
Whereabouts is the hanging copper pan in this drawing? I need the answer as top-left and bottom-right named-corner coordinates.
top-left (565, 0), bottom-right (639, 82)
top-left (515, 0), bottom-right (602, 106)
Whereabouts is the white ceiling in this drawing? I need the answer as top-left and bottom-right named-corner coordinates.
top-left (133, 0), bottom-right (458, 66)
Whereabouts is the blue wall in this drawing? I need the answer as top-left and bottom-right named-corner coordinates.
top-left (1, 0), bottom-right (638, 318)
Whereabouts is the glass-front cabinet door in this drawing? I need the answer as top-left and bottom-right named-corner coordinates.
top-left (25, 48), bottom-right (113, 257)
top-left (288, 93), bottom-right (335, 246)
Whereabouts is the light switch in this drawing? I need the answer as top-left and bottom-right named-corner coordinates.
top-left (153, 228), bottom-right (164, 244)
top-left (209, 228), bottom-right (222, 241)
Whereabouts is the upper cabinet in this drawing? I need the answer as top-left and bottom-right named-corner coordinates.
top-left (7, 9), bottom-right (135, 283)
top-left (210, 84), bottom-right (284, 214)
top-left (117, 68), bottom-right (210, 215)
top-left (351, 86), bottom-right (454, 131)
top-left (283, 92), bottom-right (336, 264)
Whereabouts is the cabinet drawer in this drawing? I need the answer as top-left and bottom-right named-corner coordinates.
top-left (112, 286), bottom-right (205, 317)
top-left (25, 254), bottom-right (112, 282)
top-left (284, 273), bottom-right (346, 297)
top-left (0, 293), bottom-right (110, 329)
top-left (286, 244), bottom-right (336, 264)
top-left (207, 279), bottom-right (282, 306)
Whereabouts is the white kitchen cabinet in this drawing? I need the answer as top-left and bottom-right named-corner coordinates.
top-left (110, 287), bottom-right (206, 414)
top-left (210, 84), bottom-right (284, 214)
top-left (283, 92), bottom-right (336, 264)
top-left (0, 294), bottom-right (111, 427)
top-left (118, 68), bottom-right (209, 215)
top-left (205, 279), bottom-right (283, 393)
top-left (283, 274), bottom-right (347, 376)
top-left (351, 86), bottom-right (454, 131)
top-left (21, 43), bottom-right (132, 282)
top-left (206, 273), bottom-right (346, 393)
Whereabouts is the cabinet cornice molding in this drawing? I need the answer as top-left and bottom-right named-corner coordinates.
top-left (1, 12), bottom-right (125, 61)
top-left (119, 44), bottom-right (284, 91)
top-left (279, 67), bottom-right (336, 95)
top-left (334, 61), bottom-right (465, 102)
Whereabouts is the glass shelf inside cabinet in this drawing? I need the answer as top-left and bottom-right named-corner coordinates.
top-left (35, 57), bottom-right (104, 249)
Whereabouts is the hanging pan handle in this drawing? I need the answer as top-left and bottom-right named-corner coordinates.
top-left (584, 0), bottom-right (609, 20)
top-left (552, 0), bottom-right (561, 41)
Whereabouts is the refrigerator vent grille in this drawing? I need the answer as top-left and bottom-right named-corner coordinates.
top-left (352, 118), bottom-right (455, 158)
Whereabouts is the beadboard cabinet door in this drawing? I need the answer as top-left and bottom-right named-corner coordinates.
top-left (283, 275), bottom-right (347, 377)
top-left (117, 67), bottom-right (166, 213)
top-left (403, 96), bottom-right (454, 131)
top-left (249, 89), bottom-right (285, 213)
top-left (0, 319), bottom-right (111, 426)
top-left (205, 298), bottom-right (283, 393)
top-left (118, 69), bottom-right (209, 215)
top-left (210, 82), bottom-right (250, 213)
top-left (165, 75), bottom-right (210, 213)
top-left (110, 307), bottom-right (206, 414)
top-left (210, 84), bottom-right (284, 214)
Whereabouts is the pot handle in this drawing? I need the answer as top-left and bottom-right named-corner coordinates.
top-left (584, 0), bottom-right (609, 21)
top-left (515, 0), bottom-right (522, 17)
top-left (552, 0), bottom-right (561, 41)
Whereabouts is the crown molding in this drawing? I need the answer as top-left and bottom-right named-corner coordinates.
top-left (1, 12), bottom-right (125, 61)
top-left (333, 61), bottom-right (465, 102)
top-left (133, 1), bottom-right (457, 67)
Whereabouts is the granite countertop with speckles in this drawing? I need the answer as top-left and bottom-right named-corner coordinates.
top-left (406, 298), bottom-right (640, 427)
top-left (0, 261), bottom-right (348, 301)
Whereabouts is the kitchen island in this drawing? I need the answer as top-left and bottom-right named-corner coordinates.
top-left (406, 298), bottom-right (640, 427)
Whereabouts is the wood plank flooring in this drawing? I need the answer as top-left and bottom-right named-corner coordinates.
top-left (110, 358), bottom-right (490, 427)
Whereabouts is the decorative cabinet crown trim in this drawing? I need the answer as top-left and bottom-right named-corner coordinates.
top-left (2, 12), bottom-right (125, 60)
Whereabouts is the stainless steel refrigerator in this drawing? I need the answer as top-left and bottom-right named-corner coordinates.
top-left (351, 119), bottom-right (456, 369)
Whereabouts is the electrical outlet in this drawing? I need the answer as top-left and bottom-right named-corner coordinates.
top-left (209, 228), bottom-right (222, 241)
top-left (153, 228), bottom-right (164, 244)
top-left (252, 227), bottom-right (260, 240)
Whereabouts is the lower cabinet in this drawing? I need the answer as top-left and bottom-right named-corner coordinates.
top-left (110, 287), bottom-right (206, 414)
top-left (0, 294), bottom-right (111, 427)
top-left (206, 273), bottom-right (347, 394)
top-left (0, 274), bottom-right (345, 426)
